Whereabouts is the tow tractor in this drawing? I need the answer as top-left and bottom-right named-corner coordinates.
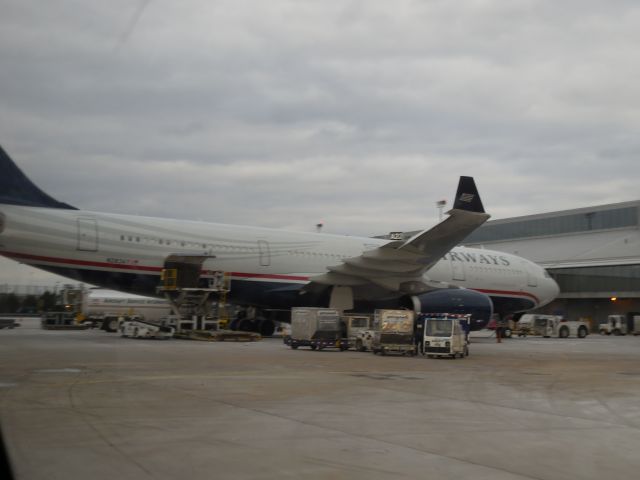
top-left (518, 314), bottom-right (589, 338)
top-left (421, 313), bottom-right (469, 359)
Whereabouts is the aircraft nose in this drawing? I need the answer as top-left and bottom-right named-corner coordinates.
top-left (546, 273), bottom-right (560, 301)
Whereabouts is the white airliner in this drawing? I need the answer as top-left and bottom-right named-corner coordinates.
top-left (0, 146), bottom-right (559, 335)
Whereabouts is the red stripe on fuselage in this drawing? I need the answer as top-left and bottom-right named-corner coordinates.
top-left (1, 251), bottom-right (310, 282)
top-left (475, 288), bottom-right (539, 304)
top-left (4, 251), bottom-right (161, 272)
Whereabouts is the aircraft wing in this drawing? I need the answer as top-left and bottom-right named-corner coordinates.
top-left (307, 176), bottom-right (490, 294)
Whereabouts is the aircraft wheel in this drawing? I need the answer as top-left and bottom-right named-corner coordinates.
top-left (257, 319), bottom-right (275, 336)
top-left (238, 319), bottom-right (254, 332)
top-left (104, 318), bottom-right (119, 333)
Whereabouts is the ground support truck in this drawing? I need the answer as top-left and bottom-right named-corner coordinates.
top-left (421, 313), bottom-right (469, 359)
top-left (599, 314), bottom-right (640, 335)
top-left (370, 309), bottom-right (416, 356)
top-left (518, 314), bottom-right (589, 338)
top-left (343, 314), bottom-right (373, 351)
top-left (286, 307), bottom-right (347, 351)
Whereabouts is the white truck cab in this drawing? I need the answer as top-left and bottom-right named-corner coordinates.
top-left (599, 314), bottom-right (640, 336)
top-left (344, 314), bottom-right (373, 350)
top-left (421, 314), bottom-right (469, 359)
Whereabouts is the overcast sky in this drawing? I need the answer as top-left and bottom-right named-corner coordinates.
top-left (2, 0), bottom-right (640, 286)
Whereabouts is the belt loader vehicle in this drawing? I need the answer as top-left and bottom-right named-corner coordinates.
top-left (120, 318), bottom-right (175, 339)
top-left (421, 313), bottom-right (469, 359)
top-left (370, 309), bottom-right (416, 356)
top-left (286, 307), bottom-right (347, 350)
top-left (0, 318), bottom-right (19, 329)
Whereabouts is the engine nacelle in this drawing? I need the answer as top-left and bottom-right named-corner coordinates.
top-left (407, 288), bottom-right (493, 331)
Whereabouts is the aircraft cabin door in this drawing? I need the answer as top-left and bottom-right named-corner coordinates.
top-left (77, 217), bottom-right (98, 252)
top-left (450, 256), bottom-right (465, 282)
top-left (258, 240), bottom-right (271, 267)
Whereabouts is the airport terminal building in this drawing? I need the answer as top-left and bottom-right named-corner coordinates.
top-left (462, 200), bottom-right (640, 326)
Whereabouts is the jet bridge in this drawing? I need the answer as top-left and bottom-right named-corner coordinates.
top-left (158, 255), bottom-right (230, 332)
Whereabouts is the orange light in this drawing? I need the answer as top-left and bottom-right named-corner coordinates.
top-left (611, 297), bottom-right (618, 302)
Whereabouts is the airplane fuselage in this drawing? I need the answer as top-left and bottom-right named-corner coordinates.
top-left (0, 204), bottom-right (559, 319)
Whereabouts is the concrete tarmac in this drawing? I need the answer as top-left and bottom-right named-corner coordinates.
top-left (2, 320), bottom-right (640, 480)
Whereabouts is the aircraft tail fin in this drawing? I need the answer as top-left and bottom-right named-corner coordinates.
top-left (0, 145), bottom-right (76, 209)
top-left (452, 176), bottom-right (485, 214)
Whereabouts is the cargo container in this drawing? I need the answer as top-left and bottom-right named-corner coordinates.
top-left (370, 309), bottom-right (416, 356)
top-left (287, 307), bottom-right (347, 350)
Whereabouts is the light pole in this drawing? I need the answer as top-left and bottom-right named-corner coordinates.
top-left (436, 200), bottom-right (447, 221)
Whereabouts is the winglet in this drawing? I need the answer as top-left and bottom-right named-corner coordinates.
top-left (0, 145), bottom-right (76, 209)
top-left (452, 176), bottom-right (485, 213)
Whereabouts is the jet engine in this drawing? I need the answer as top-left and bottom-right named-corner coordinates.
top-left (404, 288), bottom-right (493, 331)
